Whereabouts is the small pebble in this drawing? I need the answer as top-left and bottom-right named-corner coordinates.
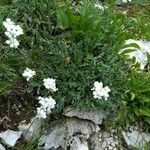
top-left (102, 141), bottom-right (107, 148)
top-left (111, 141), bottom-right (116, 147)
top-left (108, 145), bottom-right (113, 150)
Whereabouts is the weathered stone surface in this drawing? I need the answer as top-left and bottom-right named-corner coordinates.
top-left (64, 107), bottom-right (104, 125)
top-left (38, 118), bottom-right (100, 149)
top-left (18, 117), bottom-right (43, 141)
top-left (90, 131), bottom-right (119, 150)
top-left (0, 130), bottom-right (22, 147)
top-left (122, 130), bottom-right (150, 149)
top-left (70, 135), bottom-right (89, 150)
top-left (0, 143), bottom-right (6, 150)
top-left (120, 40), bottom-right (150, 70)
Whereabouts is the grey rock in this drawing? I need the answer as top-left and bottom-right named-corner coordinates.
top-left (70, 135), bottom-right (89, 150)
top-left (122, 130), bottom-right (150, 149)
top-left (0, 143), bottom-right (6, 150)
top-left (90, 131), bottom-right (118, 150)
top-left (0, 130), bottom-right (22, 147)
top-left (64, 107), bottom-right (104, 125)
top-left (38, 118), bottom-right (100, 149)
top-left (18, 117), bottom-right (43, 141)
top-left (90, 133), bottom-right (103, 150)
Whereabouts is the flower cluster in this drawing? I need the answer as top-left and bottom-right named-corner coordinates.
top-left (3, 18), bottom-right (23, 48)
top-left (22, 68), bottom-right (36, 81)
top-left (95, 3), bottom-right (105, 11)
top-left (122, 0), bottom-right (132, 3)
top-left (22, 68), bottom-right (58, 119)
top-left (94, 3), bottom-right (107, 11)
top-left (37, 78), bottom-right (58, 118)
top-left (91, 81), bottom-right (111, 100)
top-left (43, 78), bottom-right (58, 92)
top-left (36, 96), bottom-right (56, 119)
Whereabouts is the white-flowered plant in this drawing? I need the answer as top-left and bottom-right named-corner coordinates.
top-left (5, 37), bottom-right (19, 48)
top-left (122, 0), bottom-right (132, 3)
top-left (43, 78), bottom-right (58, 92)
top-left (94, 3), bottom-right (107, 11)
top-left (3, 18), bottom-right (23, 48)
top-left (36, 96), bottom-right (56, 119)
top-left (22, 68), bottom-right (36, 81)
top-left (120, 39), bottom-right (150, 70)
top-left (22, 68), bottom-right (57, 119)
top-left (91, 81), bottom-right (111, 100)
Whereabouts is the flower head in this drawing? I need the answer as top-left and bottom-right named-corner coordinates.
top-left (92, 81), bottom-right (111, 100)
top-left (3, 18), bottom-right (15, 29)
top-left (36, 96), bottom-right (56, 119)
top-left (37, 107), bottom-right (47, 119)
top-left (22, 68), bottom-right (36, 81)
top-left (95, 3), bottom-right (104, 10)
top-left (122, 0), bottom-right (132, 3)
top-left (43, 78), bottom-right (58, 92)
top-left (3, 18), bottom-right (23, 48)
top-left (10, 25), bottom-right (23, 38)
top-left (6, 37), bottom-right (19, 48)
top-left (94, 3), bottom-right (108, 11)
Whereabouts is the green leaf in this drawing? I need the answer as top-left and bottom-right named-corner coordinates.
top-left (140, 96), bottom-right (150, 103)
top-left (144, 117), bottom-right (150, 124)
top-left (120, 49), bottom-right (137, 56)
top-left (126, 43), bottom-right (141, 50)
top-left (139, 107), bottom-right (150, 117)
top-left (130, 92), bottom-right (135, 100)
top-left (57, 8), bottom-right (70, 29)
top-left (139, 88), bottom-right (150, 92)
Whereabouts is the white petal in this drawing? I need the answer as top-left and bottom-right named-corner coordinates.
top-left (6, 40), bottom-right (11, 44)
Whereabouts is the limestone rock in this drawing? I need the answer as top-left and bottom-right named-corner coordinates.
top-left (90, 131), bottom-right (119, 150)
top-left (0, 143), bottom-right (6, 150)
top-left (122, 130), bottom-right (150, 149)
top-left (64, 107), bottom-right (104, 125)
top-left (70, 135), bottom-right (89, 150)
top-left (0, 130), bottom-right (22, 147)
top-left (38, 118), bottom-right (100, 149)
top-left (18, 117), bottom-right (43, 141)
top-left (120, 40), bottom-right (150, 70)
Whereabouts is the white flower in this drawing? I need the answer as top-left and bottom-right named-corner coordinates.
top-left (5, 31), bottom-right (13, 38)
top-left (122, 11), bottom-right (128, 16)
top-left (122, 0), bottom-right (127, 3)
top-left (3, 18), bottom-right (23, 37)
top-left (22, 68), bottom-right (36, 81)
top-left (3, 18), bottom-right (15, 29)
top-left (92, 81), bottom-right (111, 100)
top-left (36, 96), bottom-right (56, 119)
top-left (120, 39), bottom-right (150, 70)
top-left (38, 96), bottom-right (56, 112)
top-left (3, 18), bottom-right (23, 48)
top-left (6, 37), bottom-right (19, 48)
top-left (43, 78), bottom-right (58, 92)
top-left (95, 3), bottom-right (104, 11)
top-left (37, 107), bottom-right (47, 119)
top-left (94, 3), bottom-right (108, 11)
top-left (9, 25), bottom-right (23, 38)
top-left (122, 0), bottom-right (132, 3)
